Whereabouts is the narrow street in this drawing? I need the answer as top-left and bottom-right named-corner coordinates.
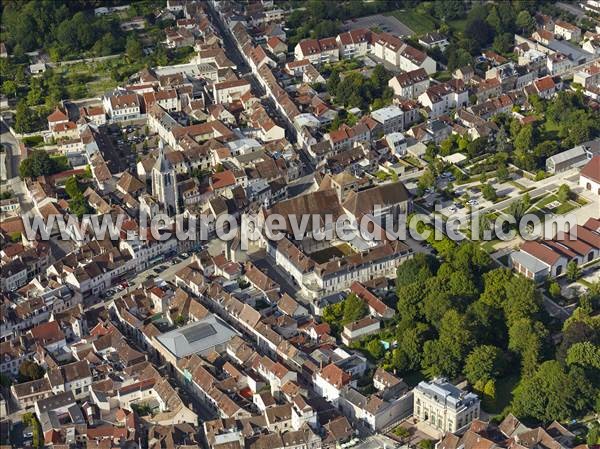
top-left (205, 1), bottom-right (302, 149)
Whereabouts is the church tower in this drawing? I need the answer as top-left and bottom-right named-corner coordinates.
top-left (151, 140), bottom-right (179, 216)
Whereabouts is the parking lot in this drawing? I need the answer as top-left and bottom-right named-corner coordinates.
top-left (105, 123), bottom-right (155, 173)
top-left (342, 14), bottom-right (413, 37)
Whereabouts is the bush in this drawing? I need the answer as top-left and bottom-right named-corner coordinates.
top-left (22, 135), bottom-right (43, 147)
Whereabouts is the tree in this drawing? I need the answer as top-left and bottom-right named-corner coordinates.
top-left (422, 310), bottom-right (474, 378)
top-left (396, 253), bottom-right (437, 288)
top-left (19, 150), bottom-right (54, 178)
top-left (2, 80), bottom-right (17, 98)
top-left (587, 423), bottom-right (600, 445)
top-left (511, 361), bottom-right (595, 421)
top-left (504, 275), bottom-right (541, 326)
top-left (126, 35), bottom-right (143, 61)
top-left (548, 281), bottom-right (561, 299)
top-left (393, 426), bottom-right (410, 440)
top-left (516, 10), bottom-right (535, 35)
top-left (497, 164), bottom-right (510, 182)
top-left (419, 440), bottom-right (434, 449)
top-left (483, 379), bottom-right (496, 404)
top-left (566, 261), bottom-right (581, 282)
top-left (366, 339), bottom-right (384, 360)
top-left (464, 345), bottom-right (505, 385)
top-left (566, 341), bottom-right (600, 370)
top-left (19, 360), bottom-right (45, 382)
top-left (14, 99), bottom-right (38, 134)
top-left (493, 33), bottom-right (514, 54)
top-left (557, 319), bottom-right (598, 362)
top-left (466, 137), bottom-right (486, 158)
top-left (417, 168), bottom-right (435, 194)
top-left (342, 293), bottom-right (367, 324)
top-left (65, 175), bottom-right (83, 198)
top-left (557, 184), bottom-right (571, 203)
top-left (514, 125), bottom-right (535, 153)
top-left (507, 194), bottom-right (531, 222)
top-left (509, 318), bottom-right (547, 377)
top-left (482, 184), bottom-right (497, 202)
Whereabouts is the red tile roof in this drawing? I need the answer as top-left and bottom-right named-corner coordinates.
top-left (211, 170), bottom-right (236, 190)
top-left (580, 155), bottom-right (600, 183)
top-left (47, 108), bottom-right (68, 122)
top-left (320, 363), bottom-right (351, 388)
top-left (521, 240), bottom-right (563, 265)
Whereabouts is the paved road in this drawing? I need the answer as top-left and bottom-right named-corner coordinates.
top-left (249, 248), bottom-right (302, 297)
top-left (556, 2), bottom-right (587, 19)
top-left (0, 120), bottom-right (21, 179)
top-left (48, 53), bottom-right (122, 67)
top-left (206, 2), bottom-right (302, 148)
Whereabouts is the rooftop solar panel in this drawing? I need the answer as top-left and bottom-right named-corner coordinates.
top-left (180, 323), bottom-right (217, 343)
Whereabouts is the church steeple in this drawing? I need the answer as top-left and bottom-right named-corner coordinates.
top-left (151, 139), bottom-right (179, 216)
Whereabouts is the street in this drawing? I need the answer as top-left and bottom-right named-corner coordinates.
top-left (0, 119), bottom-right (21, 180)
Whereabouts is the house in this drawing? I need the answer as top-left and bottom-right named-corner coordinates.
top-left (418, 32), bottom-right (449, 50)
top-left (313, 363), bottom-right (353, 406)
top-left (511, 241), bottom-right (570, 281)
top-left (452, 66), bottom-right (474, 83)
top-left (372, 33), bottom-right (436, 74)
top-left (530, 76), bottom-right (557, 99)
top-left (285, 59), bottom-right (311, 77)
top-left (554, 20), bottom-right (581, 42)
top-left (414, 378), bottom-right (480, 434)
top-left (213, 79), bottom-right (251, 104)
top-left (474, 78), bottom-right (502, 102)
top-left (580, 155), bottom-right (600, 195)
top-left (573, 64), bottom-right (600, 89)
top-left (510, 220), bottom-right (600, 281)
top-left (388, 68), bottom-right (430, 99)
top-left (336, 28), bottom-right (371, 59)
top-left (350, 282), bottom-right (394, 319)
top-left (547, 52), bottom-right (573, 76)
top-left (47, 108), bottom-right (69, 131)
top-left (102, 92), bottom-right (141, 121)
top-left (267, 36), bottom-right (287, 57)
top-left (79, 105), bottom-right (106, 126)
top-left (546, 145), bottom-right (590, 173)
top-left (294, 38), bottom-right (339, 65)
top-left (370, 106), bottom-right (405, 134)
top-left (418, 80), bottom-right (468, 118)
top-left (341, 317), bottom-right (380, 345)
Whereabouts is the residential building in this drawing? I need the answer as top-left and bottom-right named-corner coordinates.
top-left (554, 20), bottom-right (581, 42)
top-left (418, 32), bottom-right (449, 50)
top-left (388, 68), bottom-right (430, 99)
top-left (580, 155), bottom-right (600, 195)
top-left (413, 378), bottom-right (480, 434)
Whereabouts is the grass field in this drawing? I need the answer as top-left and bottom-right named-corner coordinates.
top-left (384, 10), bottom-right (437, 35)
top-left (447, 18), bottom-right (468, 33)
top-left (483, 374), bottom-right (520, 415)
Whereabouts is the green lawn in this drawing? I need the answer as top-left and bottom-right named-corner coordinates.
top-left (447, 18), bottom-right (467, 33)
top-left (384, 10), bottom-right (437, 35)
top-left (482, 374), bottom-right (520, 415)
